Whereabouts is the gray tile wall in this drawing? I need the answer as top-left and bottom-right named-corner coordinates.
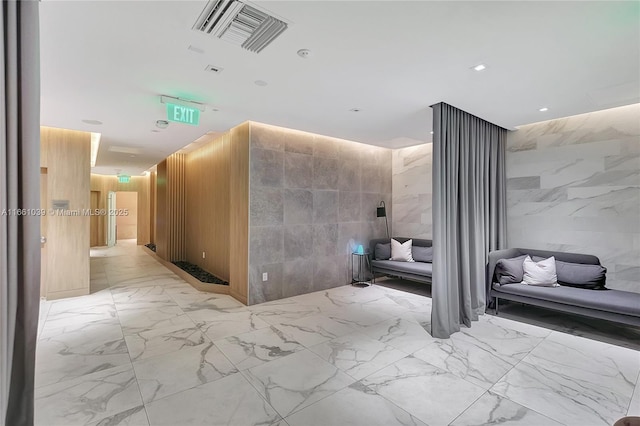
top-left (506, 103), bottom-right (640, 293)
top-left (248, 123), bottom-right (392, 304)
top-left (392, 144), bottom-right (433, 239)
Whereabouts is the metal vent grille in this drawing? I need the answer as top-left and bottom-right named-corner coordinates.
top-left (193, 0), bottom-right (288, 53)
top-left (205, 64), bottom-right (223, 73)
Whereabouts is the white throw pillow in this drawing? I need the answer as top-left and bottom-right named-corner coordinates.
top-left (390, 239), bottom-right (414, 262)
top-left (522, 256), bottom-right (559, 287)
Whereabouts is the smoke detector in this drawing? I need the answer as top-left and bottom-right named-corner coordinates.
top-left (297, 49), bottom-right (311, 58)
top-left (193, 0), bottom-right (290, 53)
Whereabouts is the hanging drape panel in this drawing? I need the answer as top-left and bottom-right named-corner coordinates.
top-left (431, 103), bottom-right (506, 339)
top-left (1, 1), bottom-right (41, 424)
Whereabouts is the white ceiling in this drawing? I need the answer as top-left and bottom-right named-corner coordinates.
top-left (40, 1), bottom-right (640, 176)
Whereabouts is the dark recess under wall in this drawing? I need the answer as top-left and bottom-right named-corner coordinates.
top-left (172, 261), bottom-right (229, 286)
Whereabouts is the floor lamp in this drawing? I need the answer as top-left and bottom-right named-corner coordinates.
top-left (377, 201), bottom-right (389, 239)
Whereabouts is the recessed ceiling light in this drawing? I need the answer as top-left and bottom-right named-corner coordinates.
top-left (188, 45), bottom-right (205, 54)
top-left (539, 107), bottom-right (549, 112)
top-left (473, 64), bottom-right (486, 71)
top-left (349, 108), bottom-right (361, 112)
top-left (430, 131), bottom-right (434, 134)
top-left (82, 119), bottom-right (102, 125)
top-left (109, 146), bottom-right (140, 154)
top-left (254, 80), bottom-right (268, 87)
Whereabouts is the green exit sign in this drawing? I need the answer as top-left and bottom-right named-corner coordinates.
top-left (167, 103), bottom-right (200, 126)
top-left (118, 175), bottom-right (130, 183)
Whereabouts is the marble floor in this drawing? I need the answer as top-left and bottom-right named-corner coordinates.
top-left (34, 241), bottom-right (640, 426)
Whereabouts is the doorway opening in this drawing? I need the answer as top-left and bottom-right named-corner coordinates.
top-left (41, 168), bottom-right (48, 298)
top-left (114, 191), bottom-right (138, 245)
top-left (90, 191), bottom-right (99, 247)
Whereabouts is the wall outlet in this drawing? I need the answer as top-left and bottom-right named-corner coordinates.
top-left (262, 272), bottom-right (268, 281)
top-left (202, 251), bottom-right (206, 259)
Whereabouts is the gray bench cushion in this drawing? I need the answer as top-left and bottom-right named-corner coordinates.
top-left (494, 283), bottom-right (640, 317)
top-left (371, 260), bottom-right (433, 277)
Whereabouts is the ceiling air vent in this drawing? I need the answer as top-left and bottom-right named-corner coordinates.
top-left (193, 0), bottom-right (288, 53)
top-left (205, 64), bottom-right (223, 74)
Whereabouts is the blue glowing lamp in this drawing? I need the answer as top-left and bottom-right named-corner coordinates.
top-left (356, 244), bottom-right (364, 254)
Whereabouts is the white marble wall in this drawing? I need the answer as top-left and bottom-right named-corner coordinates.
top-left (392, 144), bottom-right (433, 239)
top-left (507, 103), bottom-right (640, 293)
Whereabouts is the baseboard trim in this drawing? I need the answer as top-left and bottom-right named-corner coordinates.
top-left (45, 287), bottom-right (90, 300)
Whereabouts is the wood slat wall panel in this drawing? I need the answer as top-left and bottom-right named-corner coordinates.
top-left (185, 150), bottom-right (199, 268)
top-left (152, 123), bottom-right (249, 303)
top-left (89, 174), bottom-right (151, 246)
top-left (167, 154), bottom-right (186, 261)
top-left (40, 127), bottom-right (91, 300)
top-left (150, 171), bottom-right (156, 244)
top-left (229, 123), bottom-right (250, 304)
top-left (155, 160), bottom-right (168, 259)
top-left (154, 155), bottom-right (186, 262)
top-left (184, 133), bottom-right (231, 281)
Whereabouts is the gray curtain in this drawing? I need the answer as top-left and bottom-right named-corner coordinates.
top-left (1, 1), bottom-right (41, 424)
top-left (431, 103), bottom-right (506, 339)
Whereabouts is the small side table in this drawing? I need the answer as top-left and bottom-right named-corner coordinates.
top-left (351, 252), bottom-right (371, 287)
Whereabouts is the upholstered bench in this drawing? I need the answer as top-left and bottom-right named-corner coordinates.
top-left (369, 237), bottom-right (433, 284)
top-left (487, 248), bottom-right (640, 327)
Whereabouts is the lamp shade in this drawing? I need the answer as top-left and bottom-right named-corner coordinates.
top-left (377, 200), bottom-right (389, 238)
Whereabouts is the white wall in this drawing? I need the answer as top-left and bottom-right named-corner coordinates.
top-left (506, 103), bottom-right (640, 293)
top-left (392, 144), bottom-right (433, 239)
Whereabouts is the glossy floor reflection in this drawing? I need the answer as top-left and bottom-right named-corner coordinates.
top-left (35, 241), bottom-right (640, 425)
